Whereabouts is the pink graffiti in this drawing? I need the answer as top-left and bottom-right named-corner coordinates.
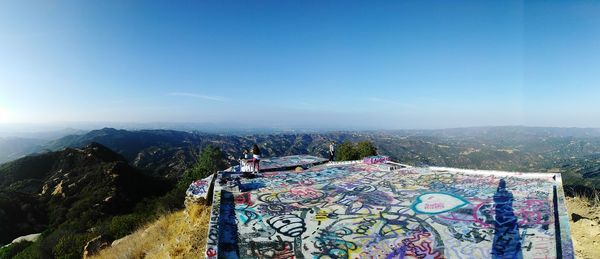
top-left (290, 187), bottom-right (322, 199)
top-left (437, 198), bottom-right (493, 228)
top-left (401, 232), bottom-right (443, 259)
top-left (299, 179), bottom-right (315, 186)
top-left (516, 199), bottom-right (553, 226)
top-left (363, 156), bottom-right (390, 164)
top-left (235, 192), bottom-right (253, 206)
top-left (439, 198), bottom-right (553, 228)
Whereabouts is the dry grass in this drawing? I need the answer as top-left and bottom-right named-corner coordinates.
top-left (566, 195), bottom-right (600, 259)
top-left (91, 203), bottom-right (211, 259)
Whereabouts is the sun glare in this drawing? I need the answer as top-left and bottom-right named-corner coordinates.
top-left (0, 107), bottom-right (10, 123)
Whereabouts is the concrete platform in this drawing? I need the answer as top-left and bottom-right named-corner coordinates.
top-left (206, 160), bottom-right (574, 259)
top-left (236, 155), bottom-right (329, 172)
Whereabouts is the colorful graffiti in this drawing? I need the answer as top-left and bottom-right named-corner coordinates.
top-left (237, 155), bottom-right (328, 173)
top-left (208, 161), bottom-right (574, 259)
top-left (185, 175), bottom-right (212, 201)
top-left (363, 155), bottom-right (390, 164)
top-left (411, 192), bottom-right (469, 215)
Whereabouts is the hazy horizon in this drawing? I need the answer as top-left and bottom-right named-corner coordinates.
top-left (2, 121), bottom-right (600, 135)
top-left (2, 1), bottom-right (600, 128)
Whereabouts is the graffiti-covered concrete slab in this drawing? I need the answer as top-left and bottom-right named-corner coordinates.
top-left (206, 161), bottom-right (574, 259)
top-left (238, 155), bottom-right (329, 172)
top-left (237, 155), bottom-right (328, 172)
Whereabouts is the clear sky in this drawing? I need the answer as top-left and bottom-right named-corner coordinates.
top-left (1, 1), bottom-right (599, 129)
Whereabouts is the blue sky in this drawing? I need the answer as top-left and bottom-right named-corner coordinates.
top-left (1, 1), bottom-right (599, 129)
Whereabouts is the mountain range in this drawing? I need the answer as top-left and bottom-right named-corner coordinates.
top-left (0, 142), bottom-right (170, 257)
top-left (4, 126), bottom-right (600, 185)
top-left (2, 126), bottom-right (600, 257)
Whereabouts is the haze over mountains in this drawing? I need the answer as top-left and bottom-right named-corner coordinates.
top-left (2, 126), bottom-right (600, 187)
top-left (2, 125), bottom-right (600, 257)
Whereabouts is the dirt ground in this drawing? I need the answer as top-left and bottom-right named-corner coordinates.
top-left (566, 196), bottom-right (600, 259)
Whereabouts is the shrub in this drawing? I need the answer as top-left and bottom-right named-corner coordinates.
top-left (52, 234), bottom-right (89, 259)
top-left (109, 214), bottom-right (144, 238)
top-left (335, 141), bottom-right (359, 161)
top-left (179, 145), bottom-right (226, 190)
top-left (335, 141), bottom-right (378, 161)
top-left (356, 141), bottom-right (378, 158)
top-left (0, 241), bottom-right (33, 258)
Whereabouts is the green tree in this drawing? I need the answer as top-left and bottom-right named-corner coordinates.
top-left (335, 141), bottom-right (358, 161)
top-left (356, 141), bottom-right (377, 158)
top-left (52, 234), bottom-right (88, 259)
top-left (0, 241), bottom-right (33, 259)
top-left (179, 145), bottom-right (226, 189)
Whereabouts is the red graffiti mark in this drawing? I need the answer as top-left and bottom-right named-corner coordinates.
top-left (424, 202), bottom-right (445, 210)
top-left (401, 232), bottom-right (444, 259)
top-left (273, 242), bottom-right (295, 259)
top-left (235, 192), bottom-right (253, 206)
top-left (206, 247), bottom-right (217, 257)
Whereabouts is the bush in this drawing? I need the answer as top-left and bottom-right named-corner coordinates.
top-left (335, 141), bottom-right (377, 161)
top-left (12, 240), bottom-right (41, 259)
top-left (52, 234), bottom-right (89, 259)
top-left (179, 145), bottom-right (226, 189)
top-left (109, 214), bottom-right (144, 239)
top-left (356, 141), bottom-right (377, 158)
top-left (335, 141), bottom-right (359, 161)
top-left (0, 241), bottom-right (33, 259)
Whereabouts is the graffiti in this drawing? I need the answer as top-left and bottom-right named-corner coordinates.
top-left (205, 190), bottom-right (221, 259)
top-left (385, 245), bottom-right (406, 259)
top-left (363, 155), bottom-right (390, 164)
top-left (242, 238), bottom-right (295, 259)
top-left (186, 176), bottom-right (212, 201)
top-left (257, 202), bottom-right (295, 217)
top-left (206, 247), bottom-right (217, 258)
top-left (411, 192), bottom-right (469, 214)
top-left (314, 226), bottom-right (358, 258)
top-left (207, 160), bottom-right (574, 259)
top-left (267, 214), bottom-right (307, 237)
top-left (400, 232), bottom-right (444, 259)
top-left (235, 192), bottom-right (254, 206)
top-left (253, 155), bottom-right (328, 171)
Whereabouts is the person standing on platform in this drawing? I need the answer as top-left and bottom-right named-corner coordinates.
top-left (252, 144), bottom-right (261, 173)
top-left (329, 141), bottom-right (336, 161)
